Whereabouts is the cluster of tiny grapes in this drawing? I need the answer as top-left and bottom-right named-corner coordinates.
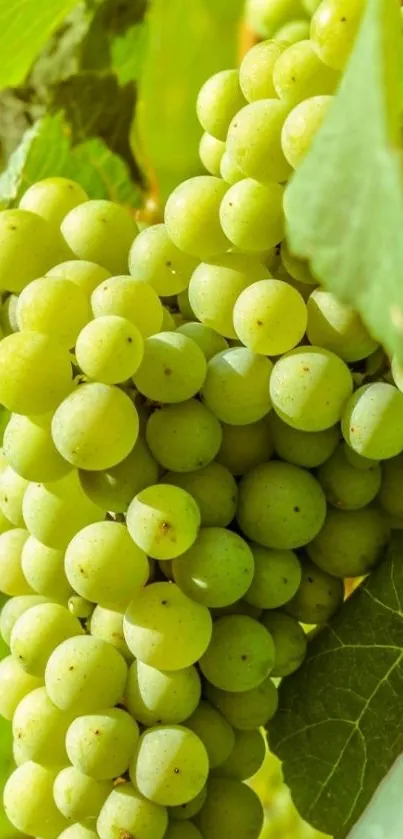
top-left (0, 1), bottom-right (396, 839)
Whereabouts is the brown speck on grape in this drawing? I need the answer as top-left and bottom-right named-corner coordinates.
top-left (164, 367), bottom-right (172, 376)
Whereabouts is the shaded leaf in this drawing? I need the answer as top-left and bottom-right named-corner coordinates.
top-left (80, 0), bottom-right (146, 74)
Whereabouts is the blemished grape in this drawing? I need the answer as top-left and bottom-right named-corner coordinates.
top-left (66, 707), bottom-right (139, 780)
top-left (47, 258), bottom-right (111, 297)
top-left (307, 288), bottom-right (379, 361)
top-left (269, 411), bottom-right (339, 468)
top-left (0, 655), bottom-right (43, 720)
top-left (125, 659), bottom-right (201, 726)
top-left (127, 484), bottom-right (201, 560)
top-left (216, 418), bottom-right (273, 476)
top-left (164, 822), bottom-right (203, 839)
top-left (245, 544), bottom-right (302, 609)
top-left (160, 462), bottom-right (238, 527)
top-left (285, 559), bottom-right (344, 623)
top-left (273, 39), bottom-right (339, 105)
top-left (61, 199), bottom-right (138, 274)
top-left (0, 466), bottom-right (28, 527)
top-left (45, 635), bottom-right (128, 713)
top-left (91, 274), bottom-right (163, 338)
top-left (12, 686), bottom-right (74, 766)
top-left (75, 315), bottom-right (144, 384)
top-left (17, 276), bottom-right (90, 349)
top-left (199, 132), bottom-right (226, 176)
top-left (196, 70), bottom-right (246, 141)
top-left (79, 436), bottom-right (159, 513)
top-left (3, 412), bottom-right (71, 483)
top-left (219, 179), bottom-right (285, 254)
top-left (260, 611), bottom-right (308, 676)
top-left (281, 94), bottom-right (333, 168)
top-left (0, 331), bottom-right (72, 414)
top-left (246, 0), bottom-right (307, 38)
top-left (316, 443), bottom-right (382, 509)
top-left (341, 383), bottom-right (403, 460)
top-left (0, 594), bottom-right (47, 646)
top-left (53, 766), bottom-right (112, 822)
top-left (217, 727), bottom-right (266, 780)
top-left (0, 528), bottom-right (32, 596)
top-left (19, 176), bottom-right (88, 225)
top-left (201, 347), bottom-right (273, 425)
top-left (4, 762), bottom-right (69, 838)
top-left (128, 223), bottom-right (198, 297)
top-left (0, 209), bottom-right (61, 294)
top-left (164, 176), bottom-right (229, 259)
top-left (233, 278), bottom-right (307, 355)
top-left (226, 99), bottom-right (292, 183)
top-left (176, 322), bottom-right (228, 361)
top-left (200, 614), bottom-right (275, 692)
top-left (97, 782), bottom-right (168, 839)
top-left (310, 0), bottom-right (365, 70)
top-left (10, 601), bottom-right (83, 677)
top-left (239, 40), bottom-right (287, 102)
top-left (195, 777), bottom-right (264, 839)
top-left (185, 700), bottom-right (235, 768)
top-left (146, 400), bottom-right (222, 472)
top-left (133, 332), bottom-right (207, 403)
top-left (307, 507), bottom-right (390, 578)
top-left (90, 604), bottom-right (133, 660)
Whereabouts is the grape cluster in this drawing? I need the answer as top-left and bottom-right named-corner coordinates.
top-left (0, 2), bottom-right (394, 838)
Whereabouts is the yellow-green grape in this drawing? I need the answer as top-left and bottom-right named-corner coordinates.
top-left (19, 177), bottom-right (88, 225)
top-left (53, 766), bottom-right (112, 822)
top-left (123, 582), bottom-right (212, 669)
top-left (342, 442), bottom-right (379, 471)
top-left (201, 347), bottom-right (273, 425)
top-left (185, 700), bottom-right (235, 768)
top-left (91, 274), bottom-right (163, 338)
top-left (16, 276), bottom-right (91, 349)
top-left (60, 826), bottom-right (104, 839)
top-left (146, 400), bottom-right (222, 472)
top-left (97, 782), bottom-right (168, 839)
top-left (165, 176), bottom-right (229, 259)
top-left (0, 594), bottom-right (47, 645)
top-left (216, 418), bottom-right (273, 476)
top-left (66, 707), bottom-right (139, 780)
top-left (61, 199), bottom-right (138, 274)
top-left (342, 383), bottom-right (403, 460)
top-left (239, 40), bottom-right (287, 102)
top-left (200, 614), bottom-right (275, 692)
top-left (45, 634), bottom-right (127, 713)
top-left (269, 411), bottom-right (339, 467)
top-left (220, 179), bottom-right (284, 253)
top-left (286, 559), bottom-right (344, 623)
top-left (274, 18), bottom-right (310, 42)
top-left (195, 777), bottom-right (263, 839)
top-left (0, 209), bottom-right (61, 293)
top-left (160, 462), bottom-right (237, 528)
top-left (0, 331), bottom-right (72, 414)
top-left (196, 70), bottom-right (246, 141)
top-left (217, 728), bottom-right (266, 780)
top-left (199, 133), bottom-right (226, 176)
top-left (10, 601), bottom-right (83, 677)
top-left (3, 412), bottom-right (71, 482)
top-left (79, 435), bottom-right (159, 514)
top-left (90, 604), bottom-right (133, 660)
top-left (307, 507), bottom-right (390, 578)
top-left (0, 293), bottom-right (19, 335)
top-left (0, 528), bottom-right (32, 596)
top-left (52, 382), bottom-right (139, 470)
top-left (205, 675), bottom-right (278, 729)
top-left (12, 686), bottom-right (74, 766)
top-left (0, 406), bottom-right (10, 447)
top-left (176, 322), bottom-right (229, 360)
top-left (128, 224), bottom-right (198, 297)
top-left (302, 0), bottom-right (321, 11)
top-left (273, 39), bottom-right (339, 105)
top-left (68, 595), bottom-right (94, 620)
top-left (237, 461), bottom-right (326, 549)
top-left (0, 655), bottom-right (43, 720)
top-left (164, 823), bottom-right (203, 839)
top-left (281, 94), bottom-right (333, 168)
top-left (65, 520), bottom-right (148, 608)
top-left (133, 332), bottom-right (207, 403)
top-left (307, 288), bottom-right (378, 361)
top-left (317, 443), bottom-right (382, 510)
top-left (130, 724), bottom-right (209, 807)
top-left (310, 0), bottom-right (365, 70)
top-left (210, 600), bottom-right (263, 620)
top-left (0, 467), bottom-right (29, 526)
top-left (226, 100), bottom-right (292, 183)
top-left (246, 0), bottom-right (307, 38)
top-left (220, 151), bottom-right (245, 184)
top-left (261, 611), bottom-right (308, 676)
top-left (47, 258), bottom-right (111, 297)
top-left (127, 483), bottom-right (201, 560)
top-left (162, 306), bottom-right (176, 329)
top-left (4, 762), bottom-right (69, 839)
top-left (391, 355), bottom-right (403, 392)
top-left (169, 786), bottom-right (207, 821)
top-left (281, 240), bottom-right (317, 285)
top-left (124, 659), bottom-right (201, 725)
top-left (75, 315), bottom-right (144, 384)
top-left (378, 453), bottom-right (403, 517)
top-left (177, 288), bottom-right (194, 320)
top-left (22, 536), bottom-right (72, 602)
top-left (245, 544), bottom-right (302, 609)
top-left (233, 278), bottom-right (307, 355)
top-left (0, 504), bottom-right (11, 536)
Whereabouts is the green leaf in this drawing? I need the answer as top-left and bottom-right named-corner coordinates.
top-left (269, 536), bottom-right (403, 839)
top-left (110, 22), bottom-right (148, 85)
top-left (80, 0), bottom-right (146, 76)
top-left (348, 754), bottom-right (403, 839)
top-left (284, 0), bottom-right (403, 360)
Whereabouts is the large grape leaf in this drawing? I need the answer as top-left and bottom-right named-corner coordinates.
top-left (269, 536), bottom-right (403, 839)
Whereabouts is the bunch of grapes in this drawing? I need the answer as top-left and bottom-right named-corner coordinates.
top-left (0, 1), bottom-right (396, 838)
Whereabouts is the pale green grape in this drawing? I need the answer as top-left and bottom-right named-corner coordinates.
top-left (4, 762), bottom-right (68, 839)
top-left (188, 253), bottom-right (269, 338)
top-left (169, 787), bottom-right (207, 821)
top-left (130, 724), bottom-right (209, 807)
top-left (124, 659), bottom-right (201, 725)
top-left (90, 604), bottom-right (132, 660)
top-left (0, 528), bottom-right (32, 596)
top-left (127, 484), bottom-right (201, 560)
top-left (199, 133), bottom-right (226, 176)
top-left (273, 39), bottom-right (339, 105)
top-left (124, 582), bottom-right (211, 669)
top-left (52, 382), bottom-right (139, 470)
top-left (220, 151), bottom-right (245, 184)
top-left (160, 462), bottom-right (237, 527)
top-left (146, 400), bottom-right (222, 472)
top-left (185, 700), bottom-right (235, 768)
top-left (0, 331), bottom-right (72, 414)
top-left (12, 686), bottom-right (74, 766)
top-left (237, 461), bottom-right (326, 549)
top-left (66, 707), bottom-right (139, 780)
top-left (302, 0), bottom-right (321, 11)
top-left (128, 224), bottom-right (197, 297)
top-left (132, 332), bottom-right (207, 403)
top-left (75, 315), bottom-right (144, 384)
top-left (306, 289), bottom-right (378, 361)
top-left (342, 442), bottom-right (378, 471)
top-left (0, 504), bottom-right (11, 536)
top-left (220, 179), bottom-right (284, 253)
top-left (79, 435), bottom-right (158, 514)
top-left (269, 411), bottom-right (339, 467)
top-left (17, 276), bottom-right (90, 349)
top-left (274, 18), bottom-right (310, 42)
top-left (226, 100), bottom-right (291, 183)
top-left (0, 655), bottom-right (43, 720)
top-left (65, 520), bottom-right (148, 608)
top-left (0, 594), bottom-right (47, 644)
top-left (173, 527), bottom-right (254, 608)
top-left (280, 240), bottom-right (317, 285)
top-left (164, 177), bottom-right (229, 259)
top-left (245, 544), bottom-right (302, 609)
top-left (176, 322), bottom-right (229, 360)
top-left (162, 307), bottom-right (176, 329)
top-left (200, 614), bottom-right (275, 691)
top-left (378, 454), bottom-right (403, 517)
top-left (97, 782), bottom-right (168, 839)
top-left (195, 777), bottom-right (263, 839)
top-left (286, 559), bottom-right (344, 623)
top-left (216, 418), bottom-right (273, 475)
top-left (341, 383), bottom-right (403, 460)
top-left (58, 825), bottom-right (100, 839)
top-left (47, 259), bottom-right (111, 297)
top-left (45, 635), bottom-right (128, 713)
top-left (69, 595), bottom-right (94, 619)
top-left (310, 0), bottom-right (365, 70)
top-left (233, 278), bottom-right (307, 355)
top-left (53, 766), bottom-right (111, 822)
top-left (217, 728), bottom-right (265, 780)
top-left (91, 275), bottom-right (163, 338)
top-left (3, 412), bottom-right (71, 482)
top-left (177, 288), bottom-right (194, 320)
top-left (307, 507), bottom-right (390, 578)
top-left (281, 95), bottom-right (332, 168)
top-left (201, 347), bottom-right (273, 425)
top-left (19, 177), bottom-right (88, 225)
top-left (392, 355), bottom-right (403, 393)
top-left (260, 611), bottom-right (307, 676)
top-left (61, 200), bottom-right (138, 274)
top-left (239, 40), bottom-right (287, 102)
top-left (10, 601), bottom-right (83, 676)
top-left (22, 470), bottom-right (105, 550)
top-left (196, 70), bottom-right (246, 140)
top-left (246, 0), bottom-right (307, 38)
top-left (270, 346), bottom-right (353, 431)
top-left (164, 823), bottom-right (203, 839)
top-left (317, 443), bottom-right (382, 509)
top-left (22, 536), bottom-right (72, 602)
top-left (0, 293), bottom-right (19, 334)
top-left (205, 676), bottom-right (278, 729)
top-left (0, 209), bottom-right (60, 293)
top-left (0, 466), bottom-right (28, 526)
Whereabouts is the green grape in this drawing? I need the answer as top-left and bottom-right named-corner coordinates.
top-left (233, 278), bottom-right (307, 355)
top-left (216, 728), bottom-right (266, 780)
top-left (0, 406), bottom-right (10, 446)
top-left (22, 536), bottom-right (72, 602)
top-left (220, 151), bottom-right (245, 184)
top-left (10, 601), bottom-right (83, 676)
top-left (226, 99), bottom-right (291, 183)
top-left (146, 400), bottom-right (222, 472)
top-left (164, 823), bottom-right (203, 839)
top-left (127, 484), bottom-right (201, 560)
top-left (66, 707), bottom-right (139, 780)
top-left (260, 611), bottom-right (307, 676)
top-left (97, 782), bottom-right (168, 839)
top-left (123, 582), bottom-right (212, 669)
top-left (307, 507), bottom-right (390, 578)
top-left (160, 462), bottom-right (237, 527)
top-left (306, 289), bottom-right (378, 361)
top-left (69, 595), bottom-right (94, 619)
top-left (216, 418), bottom-right (273, 476)
top-left (317, 443), bottom-right (382, 509)
top-left (75, 315), bottom-right (144, 384)
top-left (0, 331), bottom-right (72, 414)
top-left (310, 0), bottom-right (365, 70)
top-left (219, 179), bottom-right (284, 253)
top-left (0, 293), bottom-right (19, 334)
top-left (341, 382), bottom-right (403, 460)
top-left (237, 461), bottom-right (326, 549)
top-left (91, 274), bottom-right (163, 338)
top-left (0, 655), bottom-right (43, 720)
top-left (4, 762), bottom-right (69, 839)
top-left (378, 453), bottom-right (403, 517)
top-left (239, 40), bottom-right (287, 103)
top-left (188, 253), bottom-right (269, 338)
top-left (210, 600), bottom-right (263, 620)
top-left (52, 382), bottom-right (139, 470)
top-left (270, 346), bottom-right (353, 431)
top-left (281, 95), bottom-right (332, 168)
top-left (392, 354), bottom-right (403, 393)
top-left (273, 39), bottom-right (339, 105)
top-left (200, 614), bottom-right (275, 692)
top-left (124, 659), bottom-right (201, 725)
top-left (172, 527), bottom-right (254, 608)
top-left (195, 777), bottom-right (263, 839)
top-left (245, 544), bottom-right (302, 609)
top-left (54, 766), bottom-right (112, 822)
top-left (274, 18), bottom-right (310, 42)
top-left (0, 594), bottom-right (47, 645)
top-left (128, 224), bottom-right (198, 297)
top-left (199, 133), bottom-right (226, 176)
top-left (201, 347), bottom-right (273, 425)
top-left (246, 0), bottom-right (307, 38)
top-left (185, 700), bottom-right (235, 768)
top-left (0, 209), bottom-right (61, 293)
top-left (130, 724), bottom-right (209, 807)
top-left (342, 442), bottom-right (378, 471)
top-left (177, 288), bottom-right (195, 321)
top-left (0, 528), bottom-right (32, 596)
top-left (169, 786), bottom-right (207, 820)
top-left (164, 176), bottom-right (229, 260)
top-left (212, 675), bottom-right (279, 729)
top-left (59, 824), bottom-right (100, 839)
top-left (12, 686), bottom-right (74, 766)
top-left (3, 412), bottom-right (71, 482)
top-left (79, 436), bottom-right (159, 514)
top-left (0, 504), bottom-right (11, 536)
top-left (176, 322), bottom-right (229, 360)
top-left (196, 70), bottom-right (246, 141)
top-left (65, 520), bottom-right (148, 608)
top-left (19, 177), bottom-right (88, 225)
top-left (90, 604), bottom-right (132, 660)
top-left (302, 0), bottom-right (321, 11)
top-left (132, 332), bottom-right (207, 403)
top-left (285, 559), bottom-right (344, 623)
top-left (17, 276), bottom-right (90, 349)
top-left (280, 240), bottom-right (317, 285)
top-left (269, 412), bottom-right (339, 467)
top-left (47, 259), bottom-right (111, 297)
top-left (162, 306), bottom-right (176, 329)
top-left (61, 200), bottom-right (138, 274)
top-left (45, 635), bottom-right (128, 713)
top-left (22, 470), bottom-right (105, 550)
top-left (0, 466), bottom-right (28, 526)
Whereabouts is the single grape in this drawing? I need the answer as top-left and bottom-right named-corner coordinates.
top-left (341, 382), bottom-right (403, 460)
top-left (10, 601), bottom-right (83, 677)
top-left (274, 18), bottom-right (310, 42)
top-left (220, 150), bottom-right (245, 184)
top-left (124, 659), bottom-right (201, 725)
top-left (199, 132), bottom-right (226, 176)
top-left (310, 0), bottom-right (365, 70)
top-left (128, 223), bottom-right (198, 296)
top-left (160, 462), bottom-right (237, 527)
top-left (269, 411), bottom-right (339, 467)
top-left (0, 293), bottom-right (19, 335)
top-left (66, 707), bottom-right (139, 780)
top-left (196, 70), bottom-right (246, 140)
top-left (69, 595), bottom-right (94, 619)
top-left (12, 686), bottom-right (74, 766)
top-left (61, 199), bottom-right (138, 274)
top-left (164, 176), bottom-right (229, 259)
top-left (273, 39), bottom-right (339, 105)
top-left (216, 728), bottom-right (266, 780)
top-left (19, 177), bottom-right (88, 225)
top-left (126, 484), bottom-right (201, 560)
top-left (169, 786), bottom-right (207, 821)
top-left (342, 442), bottom-right (378, 471)
top-left (246, 0), bottom-right (307, 38)
top-left (0, 331), bottom-right (72, 414)
top-left (200, 614), bottom-right (275, 692)
top-left (378, 453), bottom-right (403, 517)
top-left (176, 322), bottom-right (229, 360)
top-left (164, 823), bottom-right (203, 839)
top-left (79, 436), bottom-right (159, 513)
top-left (91, 274), bottom-right (163, 338)
top-left (219, 178), bottom-right (284, 253)
top-left (177, 288), bottom-right (195, 320)
top-left (59, 823), bottom-right (101, 839)
top-left (280, 240), bottom-right (317, 285)
top-left (226, 99), bottom-right (292, 183)
top-left (17, 276), bottom-right (90, 349)
top-left (285, 559), bottom-right (344, 623)
top-left (316, 443), bottom-right (382, 509)
top-left (216, 418), bottom-right (273, 476)
top-left (208, 676), bottom-right (279, 730)
top-left (0, 528), bottom-right (32, 596)
top-left (0, 209), bottom-right (61, 293)
top-left (3, 412), bottom-right (71, 483)
top-left (0, 594), bottom-right (47, 645)
top-left (307, 507), bottom-right (390, 578)
top-left (4, 762), bottom-right (68, 838)
top-left (201, 347), bottom-right (273, 425)
top-left (281, 95), bottom-right (333, 168)
top-left (185, 700), bottom-right (235, 768)
top-left (53, 766), bottom-right (112, 822)
top-left (245, 544), bottom-right (302, 609)
top-left (47, 258), bottom-right (111, 297)
top-left (75, 315), bottom-right (144, 384)
top-left (195, 777), bottom-right (263, 839)
top-left (233, 278), bottom-right (307, 355)
top-left (0, 655), bottom-right (43, 720)
top-left (0, 466), bottom-right (28, 527)
top-left (306, 288), bottom-right (378, 361)
top-left (132, 332), bottom-right (207, 403)
top-left (146, 400), bottom-right (222, 472)
top-left (162, 306), bottom-right (176, 329)
top-left (90, 604), bottom-right (132, 660)
top-left (97, 782), bottom-right (168, 839)
top-left (239, 40), bottom-right (287, 102)
top-left (22, 536), bottom-right (72, 602)
top-left (45, 635), bottom-right (128, 713)
top-left (260, 611), bottom-right (308, 676)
